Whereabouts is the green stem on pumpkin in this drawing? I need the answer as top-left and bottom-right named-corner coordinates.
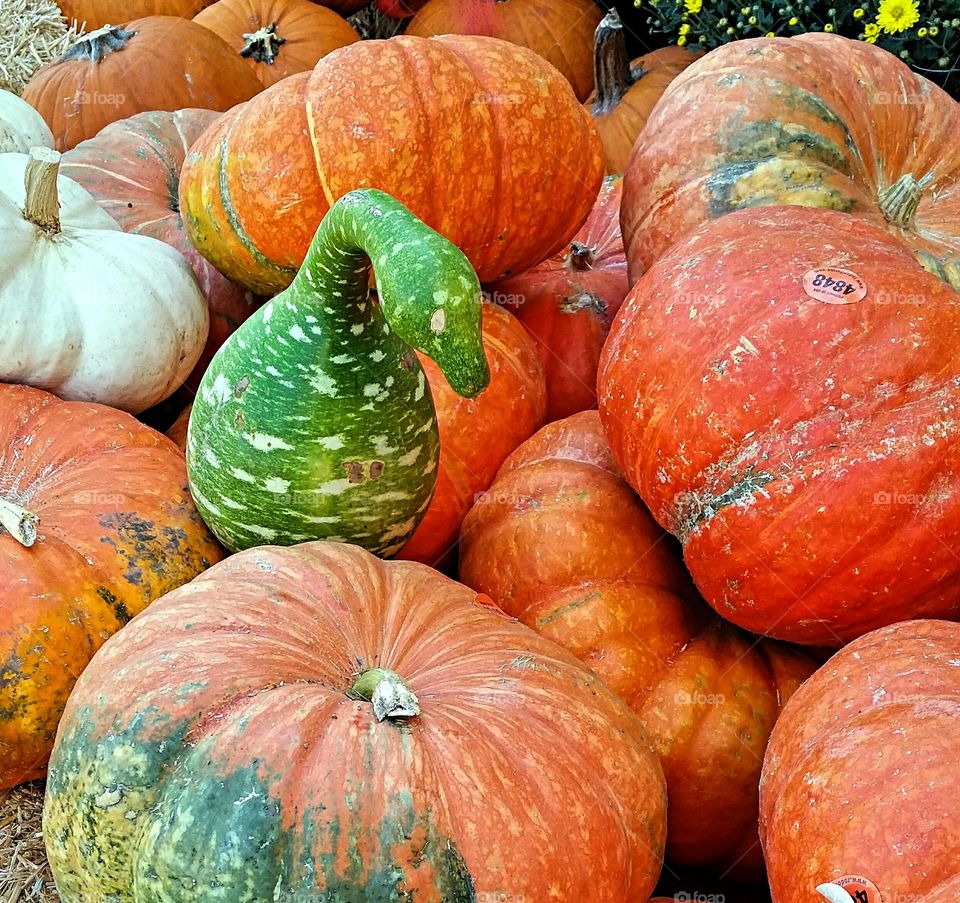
top-left (591, 9), bottom-right (636, 116)
top-left (878, 172), bottom-right (933, 229)
top-left (0, 496), bottom-right (39, 548)
top-left (352, 668), bottom-right (420, 721)
top-left (240, 23), bottom-right (286, 65)
top-left (24, 147), bottom-right (61, 234)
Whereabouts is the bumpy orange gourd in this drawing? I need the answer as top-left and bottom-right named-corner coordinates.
top-left (489, 175), bottom-right (628, 420)
top-left (44, 541), bottom-right (668, 900)
top-left (179, 35), bottom-right (603, 295)
top-left (586, 10), bottom-right (700, 174)
top-left (0, 384), bottom-right (223, 790)
top-left (194, 0), bottom-right (359, 87)
top-left (397, 302), bottom-right (547, 569)
top-left (61, 108), bottom-right (265, 393)
top-left (22, 17), bottom-right (263, 151)
top-left (760, 619), bottom-right (960, 903)
top-left (459, 412), bottom-right (817, 878)
top-left (406, 0), bottom-right (603, 101)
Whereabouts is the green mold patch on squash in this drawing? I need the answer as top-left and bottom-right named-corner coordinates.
top-left (675, 466), bottom-right (778, 542)
top-left (96, 587), bottom-right (132, 625)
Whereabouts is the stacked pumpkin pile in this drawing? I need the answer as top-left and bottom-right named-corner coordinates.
top-left (1, 2), bottom-right (959, 901)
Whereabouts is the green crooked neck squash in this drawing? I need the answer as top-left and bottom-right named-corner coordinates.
top-left (186, 189), bottom-right (489, 554)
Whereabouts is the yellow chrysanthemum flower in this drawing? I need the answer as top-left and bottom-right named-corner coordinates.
top-left (864, 22), bottom-right (881, 35)
top-left (684, 0), bottom-right (703, 13)
top-left (789, 15), bottom-right (799, 24)
top-left (918, 26), bottom-right (928, 35)
top-left (876, 0), bottom-right (920, 33)
top-left (679, 23), bottom-right (691, 34)
top-left (865, 33), bottom-right (879, 42)
top-left (853, 7), bottom-right (865, 17)
top-left (824, 22), bottom-right (835, 31)
top-left (766, 30), bottom-right (775, 36)
top-left (930, 25), bottom-right (940, 35)
top-left (678, 35), bottom-right (688, 45)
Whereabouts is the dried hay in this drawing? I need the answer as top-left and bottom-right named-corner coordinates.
top-left (0, 0), bottom-right (84, 95)
top-left (0, 782), bottom-right (59, 902)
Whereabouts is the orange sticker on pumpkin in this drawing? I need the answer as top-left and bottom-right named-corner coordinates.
top-left (819, 875), bottom-right (884, 903)
top-left (803, 268), bottom-right (867, 304)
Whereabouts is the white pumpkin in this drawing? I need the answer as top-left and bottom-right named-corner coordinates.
top-left (0, 90), bottom-right (54, 153)
top-left (0, 147), bottom-right (209, 414)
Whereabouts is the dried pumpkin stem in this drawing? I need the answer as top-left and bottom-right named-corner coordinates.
top-left (878, 172), bottom-right (933, 229)
top-left (240, 23), bottom-right (286, 64)
top-left (567, 241), bottom-right (595, 270)
top-left (351, 668), bottom-right (420, 721)
top-left (24, 146), bottom-right (61, 234)
top-left (0, 495), bottom-right (39, 548)
top-left (60, 25), bottom-right (135, 64)
top-left (591, 9), bottom-right (635, 115)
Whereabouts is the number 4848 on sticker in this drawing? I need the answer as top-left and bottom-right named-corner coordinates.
top-left (802, 267), bottom-right (868, 305)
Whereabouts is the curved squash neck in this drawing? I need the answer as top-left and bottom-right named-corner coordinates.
top-left (591, 10), bottom-right (636, 115)
top-left (288, 190), bottom-right (489, 398)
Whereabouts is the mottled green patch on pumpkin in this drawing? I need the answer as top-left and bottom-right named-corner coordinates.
top-left (44, 706), bottom-right (190, 902)
top-left (97, 586), bottom-right (131, 625)
top-left (132, 757), bottom-right (284, 902)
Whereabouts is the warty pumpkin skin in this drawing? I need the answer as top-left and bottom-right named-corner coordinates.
top-left (0, 383), bottom-right (223, 790)
top-left (396, 301), bottom-right (547, 568)
top-left (1, 147), bottom-right (209, 414)
top-left (193, 0), bottom-right (359, 88)
top-left (760, 620), bottom-right (960, 903)
top-left (0, 88), bottom-right (54, 153)
top-left (21, 17), bottom-right (263, 151)
top-left (586, 10), bottom-right (701, 175)
top-left (406, 0), bottom-right (603, 101)
top-left (458, 411), bottom-right (818, 878)
top-left (489, 174), bottom-right (629, 420)
top-left (43, 541), bottom-right (668, 901)
top-left (178, 35), bottom-right (604, 295)
top-left (621, 33), bottom-right (960, 285)
top-left (598, 205), bottom-right (960, 646)
top-left (60, 108), bottom-right (265, 393)
top-left (57, 0), bottom-right (217, 29)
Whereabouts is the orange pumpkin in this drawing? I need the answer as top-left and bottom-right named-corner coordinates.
top-left (459, 411), bottom-right (818, 878)
top-left (0, 383), bottom-right (224, 790)
top-left (406, 0), bottom-right (603, 101)
top-left (179, 35), bottom-right (604, 294)
top-left (22, 17), bottom-right (263, 151)
top-left (761, 619), bottom-right (960, 903)
top-left (586, 10), bottom-right (701, 174)
top-left (44, 541), bottom-right (668, 900)
top-left (489, 174), bottom-right (628, 420)
top-left (397, 302), bottom-right (547, 569)
top-left (60, 108), bottom-right (266, 393)
top-left (58, 0), bottom-right (216, 28)
top-left (194, 0), bottom-right (359, 88)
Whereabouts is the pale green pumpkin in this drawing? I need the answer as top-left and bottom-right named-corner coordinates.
top-left (186, 189), bottom-right (489, 554)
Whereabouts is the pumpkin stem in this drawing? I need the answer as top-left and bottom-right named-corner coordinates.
top-left (296, 188), bottom-right (489, 398)
top-left (24, 146), bottom-right (62, 234)
top-left (347, 7), bottom-right (409, 40)
top-left (0, 496), bottom-right (39, 548)
top-left (240, 23), bottom-right (286, 65)
top-left (878, 172), bottom-right (934, 229)
top-left (351, 668), bottom-right (420, 721)
top-left (567, 241), bottom-right (595, 270)
top-left (59, 24), bottom-right (136, 63)
top-left (559, 290), bottom-right (608, 317)
top-left (591, 9), bottom-right (636, 115)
